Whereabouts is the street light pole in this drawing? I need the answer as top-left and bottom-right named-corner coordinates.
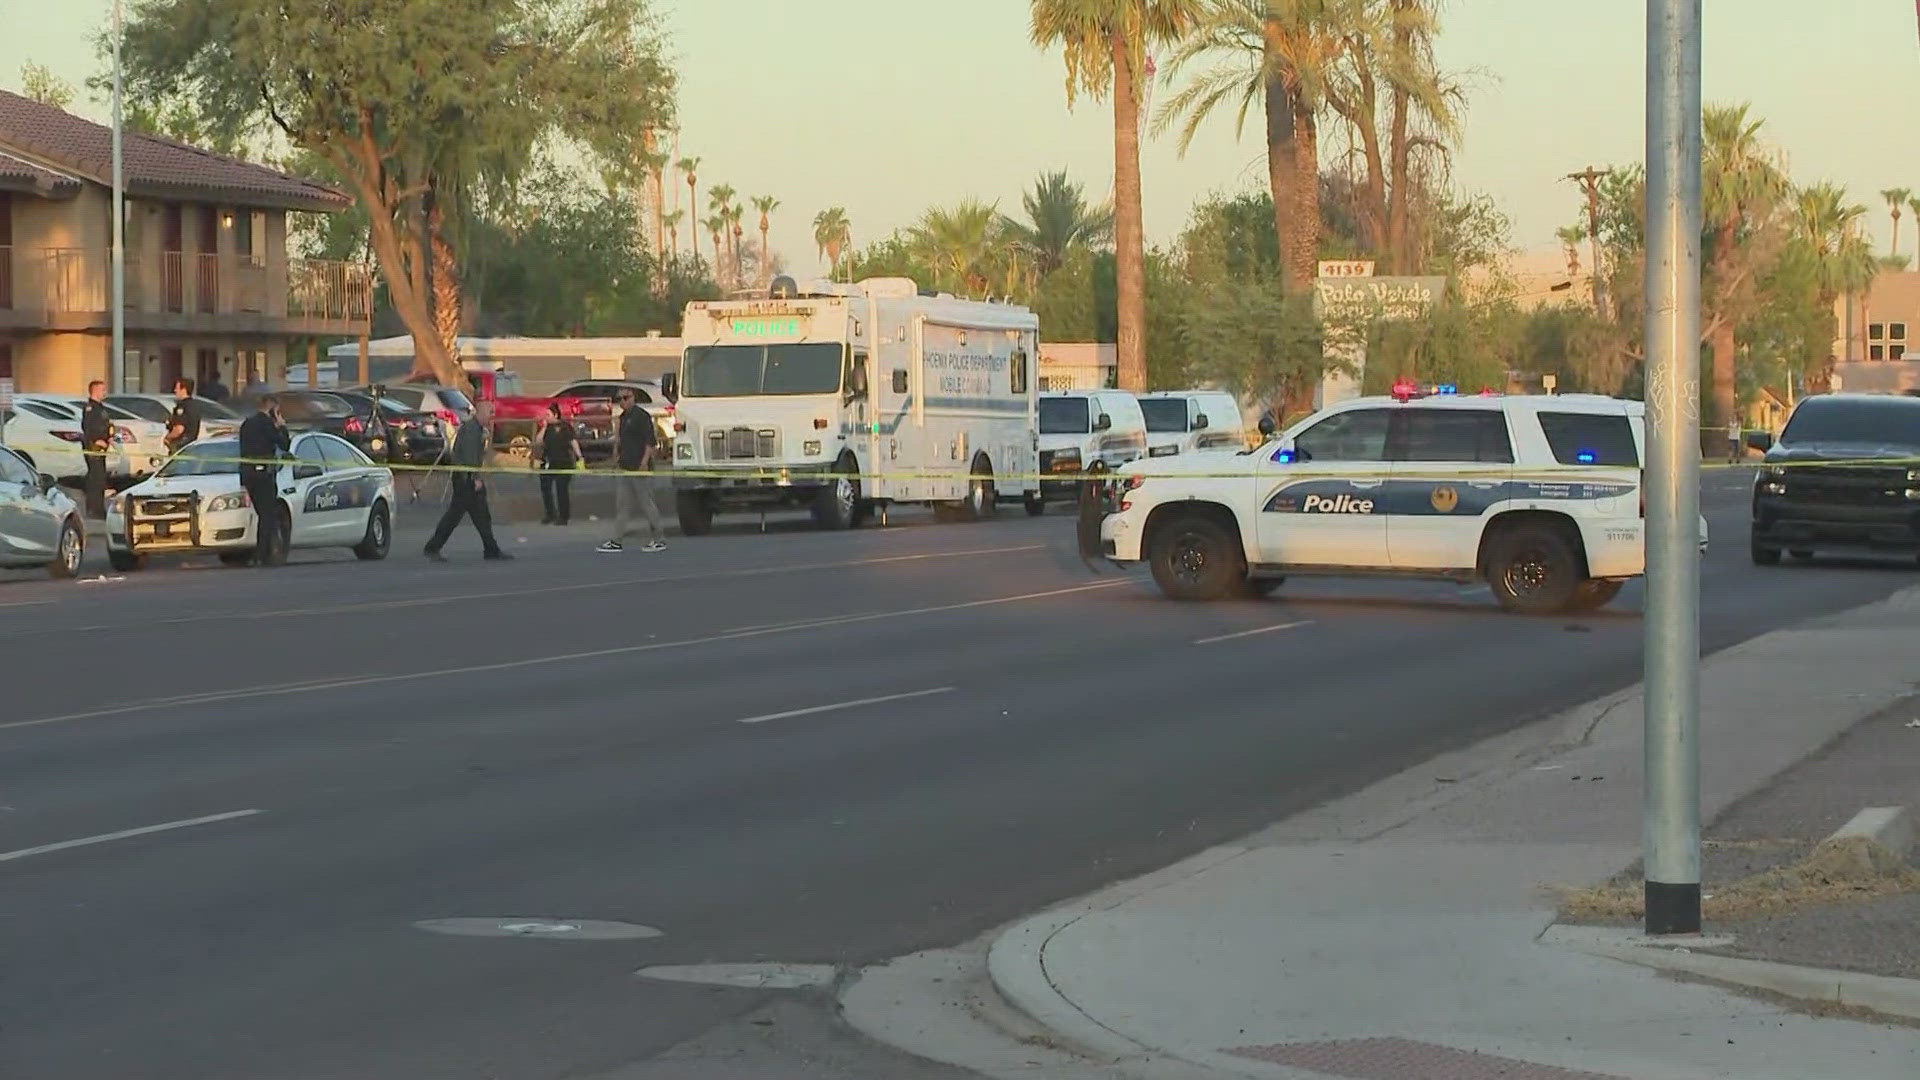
top-left (1642, 0), bottom-right (1703, 936)
top-left (111, 0), bottom-right (127, 393)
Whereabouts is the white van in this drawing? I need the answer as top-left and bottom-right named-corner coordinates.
top-left (1137, 390), bottom-right (1246, 458)
top-left (1035, 389), bottom-right (1147, 507)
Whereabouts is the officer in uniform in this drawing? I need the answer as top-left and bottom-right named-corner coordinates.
top-left (80, 379), bottom-right (113, 519)
top-left (166, 377), bottom-right (202, 455)
top-left (237, 394), bottom-right (290, 564)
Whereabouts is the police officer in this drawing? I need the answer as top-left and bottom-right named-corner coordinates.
top-left (423, 399), bottom-right (510, 562)
top-left (80, 379), bottom-right (113, 519)
top-left (237, 394), bottom-right (290, 565)
top-left (165, 377), bottom-right (201, 455)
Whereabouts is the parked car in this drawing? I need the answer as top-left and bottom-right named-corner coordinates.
top-left (5, 395), bottom-right (161, 483)
top-left (276, 390), bottom-right (393, 463)
top-left (345, 382), bottom-right (476, 442)
top-left (552, 378), bottom-right (675, 461)
top-left (328, 391), bottom-right (447, 466)
top-left (0, 444), bottom-right (85, 578)
top-left (107, 394), bottom-right (243, 440)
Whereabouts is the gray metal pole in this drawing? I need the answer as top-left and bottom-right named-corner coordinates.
top-left (111, 0), bottom-right (127, 393)
top-left (1643, 0), bottom-right (1703, 936)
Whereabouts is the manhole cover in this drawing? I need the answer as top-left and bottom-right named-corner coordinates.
top-left (1228, 1037), bottom-right (1627, 1080)
top-left (413, 917), bottom-right (663, 941)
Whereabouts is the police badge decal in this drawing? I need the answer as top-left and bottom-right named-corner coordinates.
top-left (1430, 485), bottom-right (1460, 513)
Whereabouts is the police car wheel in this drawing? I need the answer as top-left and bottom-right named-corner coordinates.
top-left (1486, 524), bottom-right (1581, 614)
top-left (1024, 491), bottom-right (1046, 516)
top-left (354, 502), bottom-right (392, 561)
top-left (676, 491), bottom-right (715, 536)
top-left (1567, 578), bottom-right (1623, 612)
top-left (1150, 515), bottom-right (1244, 602)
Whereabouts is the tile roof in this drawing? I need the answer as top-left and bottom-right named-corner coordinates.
top-left (0, 147), bottom-right (81, 197)
top-left (0, 90), bottom-right (349, 212)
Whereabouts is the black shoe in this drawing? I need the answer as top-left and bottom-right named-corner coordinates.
top-left (555, 519), bottom-right (569, 527)
top-left (539, 516), bottom-right (554, 525)
top-left (424, 549), bottom-right (448, 562)
top-left (484, 551), bottom-right (514, 561)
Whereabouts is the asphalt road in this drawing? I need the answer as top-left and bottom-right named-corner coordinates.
top-left (1, 468), bottom-right (1914, 1080)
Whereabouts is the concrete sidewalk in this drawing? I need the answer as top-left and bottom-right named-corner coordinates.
top-left (988, 586), bottom-right (1920, 1080)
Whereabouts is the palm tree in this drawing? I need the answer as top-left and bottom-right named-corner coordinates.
top-left (910, 200), bottom-right (1004, 295)
top-left (708, 185), bottom-right (737, 282)
top-left (999, 170), bottom-right (1113, 275)
top-left (1882, 187), bottom-right (1912, 257)
top-left (1795, 183), bottom-right (1877, 392)
top-left (752, 195), bottom-right (781, 287)
top-left (1554, 224), bottom-right (1585, 280)
top-left (1156, 0), bottom-right (1354, 292)
top-left (728, 205), bottom-right (747, 289)
top-left (663, 209), bottom-right (685, 263)
top-left (813, 208), bottom-right (852, 275)
top-left (702, 214), bottom-right (727, 277)
top-left (678, 157), bottom-right (702, 263)
top-left (1032, 0), bottom-right (1203, 391)
top-left (1703, 103), bottom-right (1788, 431)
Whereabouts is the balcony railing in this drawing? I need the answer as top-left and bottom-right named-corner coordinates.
top-left (288, 258), bottom-right (374, 323)
top-left (42, 247), bottom-right (109, 314)
top-left (195, 252), bottom-right (219, 314)
top-left (161, 250), bottom-right (185, 313)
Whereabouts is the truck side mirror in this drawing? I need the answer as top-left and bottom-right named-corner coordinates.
top-left (1257, 415), bottom-right (1278, 438)
top-left (848, 364), bottom-right (869, 398)
top-left (1193, 413), bottom-right (1209, 431)
top-left (1746, 430), bottom-right (1774, 452)
top-left (1094, 413), bottom-right (1112, 432)
top-left (659, 372), bottom-right (679, 402)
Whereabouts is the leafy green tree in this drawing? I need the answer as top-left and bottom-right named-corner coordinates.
top-left (1031, 0), bottom-right (1202, 391)
top-left (20, 62), bottom-right (75, 109)
top-left (1178, 277), bottom-right (1321, 416)
top-left (115, 0), bottom-right (675, 384)
top-left (909, 199), bottom-right (1005, 295)
top-left (813, 207), bottom-right (852, 275)
top-left (999, 170), bottom-right (1113, 275)
top-left (1702, 103), bottom-right (1789, 427)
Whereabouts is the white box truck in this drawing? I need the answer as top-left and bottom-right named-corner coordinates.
top-left (670, 277), bottom-right (1042, 533)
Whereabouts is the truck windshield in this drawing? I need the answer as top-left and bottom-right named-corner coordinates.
top-left (1781, 398), bottom-right (1920, 447)
top-left (1138, 399), bottom-right (1188, 433)
top-left (1039, 397), bottom-right (1090, 434)
top-left (683, 343), bottom-right (843, 396)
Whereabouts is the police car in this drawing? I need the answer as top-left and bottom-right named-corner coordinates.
top-left (1098, 387), bottom-right (1707, 613)
top-left (105, 432), bottom-right (396, 570)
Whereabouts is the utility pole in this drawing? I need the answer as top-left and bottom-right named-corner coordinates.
top-left (111, 0), bottom-right (127, 392)
top-left (1566, 167), bottom-right (1610, 319)
top-left (1642, 0), bottom-right (1703, 937)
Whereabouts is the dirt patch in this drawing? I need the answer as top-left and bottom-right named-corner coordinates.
top-left (1557, 835), bottom-right (1920, 923)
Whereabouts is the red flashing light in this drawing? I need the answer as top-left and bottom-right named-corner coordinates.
top-left (1391, 378), bottom-right (1420, 402)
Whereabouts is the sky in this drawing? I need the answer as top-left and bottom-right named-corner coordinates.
top-left (4, 1), bottom-right (1917, 278)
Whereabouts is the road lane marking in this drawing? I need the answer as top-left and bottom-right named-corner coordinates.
top-left (1, 579), bottom-right (1133, 733)
top-left (0, 543), bottom-right (1048, 636)
top-left (1194, 620), bottom-right (1312, 646)
top-left (736, 687), bottom-right (955, 725)
top-left (0, 808), bottom-right (261, 864)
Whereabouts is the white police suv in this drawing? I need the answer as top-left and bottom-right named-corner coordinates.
top-left (106, 432), bottom-right (396, 570)
top-left (1098, 389), bottom-right (1706, 613)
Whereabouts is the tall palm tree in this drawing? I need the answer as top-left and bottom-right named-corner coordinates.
top-left (728, 205), bottom-right (747, 289)
top-left (1882, 187), bottom-right (1912, 257)
top-left (813, 208), bottom-right (852, 275)
top-left (1032, 0), bottom-right (1202, 391)
top-left (1795, 183), bottom-right (1877, 392)
top-left (999, 170), bottom-right (1113, 275)
top-left (663, 209), bottom-right (685, 263)
top-left (1156, 0), bottom-right (1354, 292)
top-left (1703, 103), bottom-right (1788, 431)
top-left (708, 185), bottom-right (737, 282)
top-left (1554, 224), bottom-right (1585, 280)
top-left (702, 214), bottom-right (727, 278)
top-left (910, 200), bottom-right (1004, 295)
top-left (752, 195), bottom-right (781, 287)
top-left (678, 157), bottom-right (703, 263)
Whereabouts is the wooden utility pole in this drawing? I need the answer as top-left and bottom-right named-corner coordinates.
top-left (1566, 166), bottom-right (1611, 318)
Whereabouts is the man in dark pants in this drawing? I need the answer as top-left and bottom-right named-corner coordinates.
top-left (165, 377), bottom-right (201, 455)
top-left (80, 380), bottom-right (113, 519)
top-left (424, 398), bottom-right (510, 562)
top-left (237, 394), bottom-right (290, 565)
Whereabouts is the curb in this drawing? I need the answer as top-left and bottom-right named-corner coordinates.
top-left (1543, 924), bottom-right (1920, 1021)
top-left (1832, 806), bottom-right (1913, 859)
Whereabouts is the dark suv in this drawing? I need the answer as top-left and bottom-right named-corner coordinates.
top-left (1751, 394), bottom-right (1920, 565)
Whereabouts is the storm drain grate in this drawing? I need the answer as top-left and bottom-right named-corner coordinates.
top-left (1227, 1037), bottom-right (1629, 1080)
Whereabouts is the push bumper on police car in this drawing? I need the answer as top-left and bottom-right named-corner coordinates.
top-left (106, 489), bottom-right (258, 557)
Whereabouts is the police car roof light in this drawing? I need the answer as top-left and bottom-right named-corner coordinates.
top-left (1436, 383), bottom-right (1458, 395)
top-left (1391, 379), bottom-right (1420, 403)
top-left (1575, 450), bottom-right (1598, 464)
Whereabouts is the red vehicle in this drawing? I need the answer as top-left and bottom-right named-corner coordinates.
top-left (390, 370), bottom-right (616, 462)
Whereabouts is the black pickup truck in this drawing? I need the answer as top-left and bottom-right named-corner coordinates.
top-left (1751, 393), bottom-right (1920, 565)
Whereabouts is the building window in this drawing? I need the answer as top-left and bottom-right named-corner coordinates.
top-left (1871, 345), bottom-right (1885, 360)
top-left (234, 210), bottom-right (267, 268)
top-left (1869, 323), bottom-right (1885, 341)
top-left (1893, 323), bottom-right (1908, 343)
top-left (1893, 345), bottom-right (1907, 361)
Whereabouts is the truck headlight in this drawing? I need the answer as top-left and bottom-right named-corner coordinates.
top-left (205, 491), bottom-right (249, 512)
top-left (676, 442), bottom-right (693, 460)
top-left (803, 440), bottom-right (822, 456)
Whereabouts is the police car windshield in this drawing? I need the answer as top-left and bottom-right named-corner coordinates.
top-left (1039, 397), bottom-right (1090, 434)
top-left (683, 343), bottom-right (843, 396)
top-left (158, 441), bottom-right (243, 477)
top-left (1781, 398), bottom-right (1920, 447)
top-left (1138, 399), bottom-right (1188, 433)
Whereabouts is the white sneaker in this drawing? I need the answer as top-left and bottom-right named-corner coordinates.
top-left (642, 541), bottom-right (666, 552)
top-left (597, 540), bottom-right (624, 553)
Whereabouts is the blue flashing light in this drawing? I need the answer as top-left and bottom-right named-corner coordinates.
top-left (1575, 450), bottom-right (1598, 464)
top-left (1436, 383), bottom-right (1458, 395)
top-left (1273, 448), bottom-right (1298, 464)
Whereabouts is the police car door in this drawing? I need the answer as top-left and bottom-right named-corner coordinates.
top-left (1386, 406), bottom-right (1515, 570)
top-left (1257, 406), bottom-right (1392, 567)
top-left (313, 435), bottom-right (383, 543)
top-left (286, 435), bottom-right (333, 547)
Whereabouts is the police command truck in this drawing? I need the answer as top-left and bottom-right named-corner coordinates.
top-left (1097, 388), bottom-right (1707, 614)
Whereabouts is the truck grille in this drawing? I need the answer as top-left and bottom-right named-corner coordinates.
top-left (709, 427), bottom-right (778, 460)
top-left (1787, 466), bottom-right (1908, 506)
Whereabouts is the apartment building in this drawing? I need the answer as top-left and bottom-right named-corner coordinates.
top-left (0, 90), bottom-right (369, 394)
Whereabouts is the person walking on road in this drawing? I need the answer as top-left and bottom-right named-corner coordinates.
top-left (237, 394), bottom-right (291, 564)
top-left (535, 402), bottom-right (583, 526)
top-left (80, 380), bottom-right (113, 519)
top-left (165, 378), bottom-right (201, 455)
top-left (425, 398), bottom-right (510, 562)
top-left (597, 389), bottom-right (665, 553)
